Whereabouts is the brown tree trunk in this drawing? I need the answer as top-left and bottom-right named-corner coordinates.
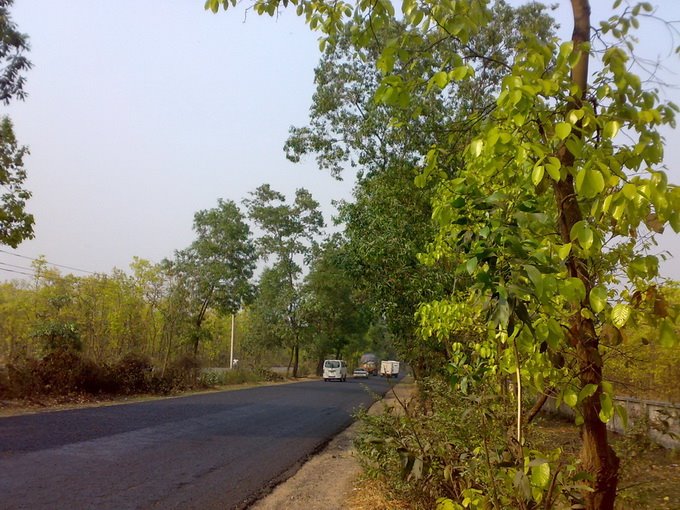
top-left (292, 343), bottom-right (300, 378)
top-left (553, 2), bottom-right (619, 508)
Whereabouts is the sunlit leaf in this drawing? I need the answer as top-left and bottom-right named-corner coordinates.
top-left (589, 286), bottom-right (607, 313)
top-left (603, 120), bottom-right (621, 139)
top-left (530, 461), bottom-right (551, 488)
top-left (470, 139), bottom-right (483, 157)
top-left (599, 393), bottom-right (614, 423)
top-left (611, 303), bottom-right (631, 328)
top-left (555, 122), bottom-right (572, 140)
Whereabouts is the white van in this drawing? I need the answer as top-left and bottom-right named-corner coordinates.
top-left (323, 359), bottom-right (347, 382)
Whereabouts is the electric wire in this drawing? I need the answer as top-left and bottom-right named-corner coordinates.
top-left (0, 248), bottom-right (97, 275)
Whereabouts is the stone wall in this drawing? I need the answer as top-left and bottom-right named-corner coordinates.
top-left (608, 397), bottom-right (680, 449)
top-left (544, 396), bottom-right (680, 449)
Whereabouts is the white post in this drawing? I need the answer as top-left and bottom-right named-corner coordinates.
top-left (230, 313), bottom-right (235, 369)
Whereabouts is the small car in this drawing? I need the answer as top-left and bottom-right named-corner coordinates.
top-left (353, 368), bottom-right (369, 379)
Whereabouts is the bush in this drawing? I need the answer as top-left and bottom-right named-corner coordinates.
top-left (5, 349), bottom-right (106, 396)
top-left (354, 377), bottom-right (569, 509)
top-left (111, 353), bottom-right (152, 395)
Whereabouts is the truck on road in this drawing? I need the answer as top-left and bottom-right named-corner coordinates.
top-left (359, 353), bottom-right (379, 376)
top-left (380, 360), bottom-right (399, 378)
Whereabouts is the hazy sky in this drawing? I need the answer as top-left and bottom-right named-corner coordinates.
top-left (1, 1), bottom-right (679, 280)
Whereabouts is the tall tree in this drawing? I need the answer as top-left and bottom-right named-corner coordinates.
top-left (244, 184), bottom-right (324, 377)
top-left (168, 199), bottom-right (256, 356)
top-left (0, 0), bottom-right (33, 247)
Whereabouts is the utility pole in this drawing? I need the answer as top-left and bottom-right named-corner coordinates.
top-left (230, 313), bottom-right (235, 369)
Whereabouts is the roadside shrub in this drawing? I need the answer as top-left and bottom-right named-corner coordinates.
top-left (354, 376), bottom-right (572, 509)
top-left (169, 354), bottom-right (201, 386)
top-left (255, 367), bottom-right (285, 382)
top-left (148, 370), bottom-right (184, 395)
top-left (5, 349), bottom-right (106, 396)
top-left (111, 353), bottom-right (152, 395)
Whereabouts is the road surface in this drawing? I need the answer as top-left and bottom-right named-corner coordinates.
top-left (0, 377), bottom-right (397, 509)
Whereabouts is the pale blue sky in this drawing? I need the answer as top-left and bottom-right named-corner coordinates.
top-left (1, 1), bottom-right (679, 280)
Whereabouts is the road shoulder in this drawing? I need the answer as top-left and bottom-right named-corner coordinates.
top-left (251, 377), bottom-right (415, 510)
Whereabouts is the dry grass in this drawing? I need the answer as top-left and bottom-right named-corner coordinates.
top-left (532, 416), bottom-right (680, 510)
top-left (346, 476), bottom-right (411, 510)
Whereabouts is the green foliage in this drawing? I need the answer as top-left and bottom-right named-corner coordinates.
top-left (301, 236), bottom-right (369, 365)
top-left (283, 2), bottom-right (555, 376)
top-left (0, 1), bottom-right (34, 247)
top-left (208, 0), bottom-right (679, 506)
top-left (356, 377), bottom-right (578, 509)
top-left (0, 0), bottom-right (31, 104)
top-left (0, 117), bottom-right (34, 247)
top-left (604, 284), bottom-right (680, 401)
top-left (243, 184), bottom-right (325, 377)
top-left (166, 199), bottom-right (256, 355)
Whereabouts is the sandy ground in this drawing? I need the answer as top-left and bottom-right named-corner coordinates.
top-left (251, 378), bottom-right (415, 510)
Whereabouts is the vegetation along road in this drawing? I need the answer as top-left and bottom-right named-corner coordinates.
top-left (0, 377), bottom-right (395, 509)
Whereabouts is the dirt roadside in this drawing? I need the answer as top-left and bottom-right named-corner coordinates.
top-left (251, 377), bottom-right (415, 510)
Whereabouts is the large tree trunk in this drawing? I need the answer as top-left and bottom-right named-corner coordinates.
top-left (553, 2), bottom-right (619, 508)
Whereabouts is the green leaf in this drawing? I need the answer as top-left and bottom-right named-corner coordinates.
top-left (435, 498), bottom-right (458, 510)
top-left (555, 122), bottom-right (572, 140)
top-left (545, 160), bottom-right (561, 180)
top-left (561, 277), bottom-right (586, 303)
top-left (611, 303), bottom-right (631, 328)
top-left (603, 120), bottom-right (621, 139)
top-left (599, 393), bottom-right (614, 423)
top-left (466, 257), bottom-right (478, 274)
top-left (557, 243), bottom-right (572, 260)
top-left (578, 384), bottom-right (598, 402)
top-left (532, 165), bottom-right (545, 186)
top-left (525, 264), bottom-right (544, 298)
top-left (589, 286), bottom-right (608, 313)
top-left (622, 183), bottom-right (637, 200)
top-left (450, 66), bottom-right (468, 81)
top-left (470, 139), bottom-right (483, 157)
top-left (530, 461), bottom-right (551, 488)
top-left (570, 221), bottom-right (594, 251)
top-left (432, 71), bottom-right (448, 89)
top-left (564, 387), bottom-right (578, 407)
top-left (615, 404), bottom-right (629, 429)
top-left (575, 168), bottom-right (605, 198)
top-left (660, 318), bottom-right (678, 347)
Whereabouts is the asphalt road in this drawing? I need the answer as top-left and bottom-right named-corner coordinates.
top-left (0, 376), bottom-right (398, 510)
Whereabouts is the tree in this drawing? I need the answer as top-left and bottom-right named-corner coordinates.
top-left (167, 199), bottom-right (256, 356)
top-left (285, 2), bottom-right (554, 375)
top-left (244, 184), bottom-right (324, 377)
top-left (0, 0), bottom-right (33, 247)
top-left (301, 236), bottom-right (369, 373)
top-left (208, 1), bottom-right (679, 508)
top-left (0, 0), bottom-right (31, 104)
top-left (0, 112), bottom-right (32, 248)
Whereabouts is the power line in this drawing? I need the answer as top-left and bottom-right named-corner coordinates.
top-left (0, 261), bottom-right (37, 273)
top-left (0, 266), bottom-right (36, 278)
top-left (0, 249), bottom-right (97, 275)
